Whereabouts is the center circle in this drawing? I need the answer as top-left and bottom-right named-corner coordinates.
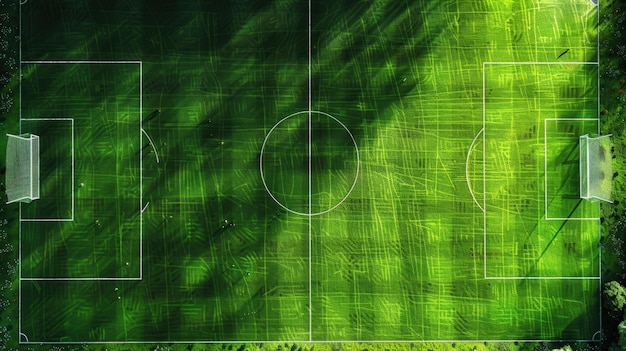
top-left (260, 110), bottom-right (360, 216)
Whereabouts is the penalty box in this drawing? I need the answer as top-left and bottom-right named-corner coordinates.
top-left (19, 61), bottom-right (143, 280)
top-left (482, 62), bottom-right (600, 280)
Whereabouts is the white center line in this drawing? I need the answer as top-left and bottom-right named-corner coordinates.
top-left (308, 0), bottom-right (313, 342)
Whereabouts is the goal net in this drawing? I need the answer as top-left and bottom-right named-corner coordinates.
top-left (5, 133), bottom-right (40, 204)
top-left (580, 134), bottom-right (612, 203)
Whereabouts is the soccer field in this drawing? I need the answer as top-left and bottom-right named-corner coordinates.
top-left (16, 0), bottom-right (601, 344)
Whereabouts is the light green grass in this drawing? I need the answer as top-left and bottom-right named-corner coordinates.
top-left (484, 63), bottom-right (599, 279)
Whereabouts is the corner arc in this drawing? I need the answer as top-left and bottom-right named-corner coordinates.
top-left (19, 333), bottom-right (29, 343)
top-left (592, 330), bottom-right (601, 341)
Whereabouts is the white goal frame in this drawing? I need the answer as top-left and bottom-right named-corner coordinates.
top-left (580, 134), bottom-right (613, 203)
top-left (5, 133), bottom-right (40, 204)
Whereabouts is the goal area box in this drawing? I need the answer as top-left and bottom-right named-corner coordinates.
top-left (19, 119), bottom-right (73, 220)
top-left (545, 119), bottom-right (601, 220)
top-left (19, 62), bottom-right (142, 280)
top-left (483, 62), bottom-right (600, 279)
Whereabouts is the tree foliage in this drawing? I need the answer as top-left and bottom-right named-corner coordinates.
top-left (619, 320), bottom-right (626, 351)
top-left (605, 281), bottom-right (626, 314)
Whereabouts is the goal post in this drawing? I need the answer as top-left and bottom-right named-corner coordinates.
top-left (5, 133), bottom-right (40, 204)
top-left (580, 134), bottom-right (612, 203)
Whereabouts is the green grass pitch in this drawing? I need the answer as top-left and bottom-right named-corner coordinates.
top-left (16, 0), bottom-right (601, 344)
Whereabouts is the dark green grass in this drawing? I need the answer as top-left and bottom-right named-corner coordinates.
top-left (17, 0), bottom-right (601, 344)
top-left (20, 63), bottom-right (140, 279)
top-left (20, 119), bottom-right (73, 220)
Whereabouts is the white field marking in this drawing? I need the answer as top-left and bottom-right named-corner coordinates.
top-left (482, 62), bottom-right (601, 279)
top-left (139, 61), bottom-right (143, 280)
top-left (597, 0), bottom-right (602, 314)
top-left (259, 111), bottom-right (360, 217)
top-left (18, 205), bottom-right (22, 337)
top-left (20, 277), bottom-right (142, 281)
top-left (543, 119), bottom-right (599, 220)
top-left (17, 6), bottom-right (21, 338)
top-left (30, 134), bottom-right (33, 198)
top-left (466, 128), bottom-right (485, 212)
top-left (482, 62), bottom-right (487, 279)
top-left (21, 60), bottom-right (142, 64)
top-left (19, 338), bottom-right (599, 345)
top-left (484, 276), bottom-right (600, 280)
top-left (598, 203), bottom-right (603, 329)
top-left (20, 218), bottom-right (74, 222)
top-left (141, 128), bottom-right (160, 163)
top-left (580, 136), bottom-right (585, 203)
top-left (18, 61), bottom-right (143, 281)
top-left (545, 217), bottom-right (600, 221)
top-left (20, 118), bottom-right (74, 221)
top-left (19, 333), bottom-right (28, 343)
top-left (18, 25), bottom-right (146, 344)
top-left (141, 202), bottom-right (150, 213)
top-left (19, 0), bottom-right (22, 132)
top-left (597, 3), bottom-right (601, 133)
top-left (21, 118), bottom-right (75, 121)
top-left (71, 118), bottom-right (74, 219)
top-left (483, 61), bottom-right (599, 65)
top-left (36, 135), bottom-right (41, 199)
top-left (585, 137), bottom-right (591, 201)
top-left (307, 0), bottom-right (312, 341)
top-left (583, 135), bottom-right (589, 201)
top-left (592, 331), bottom-right (601, 341)
top-left (543, 118), bottom-right (599, 121)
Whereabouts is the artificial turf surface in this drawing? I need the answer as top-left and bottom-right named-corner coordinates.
top-left (15, 0), bottom-right (601, 343)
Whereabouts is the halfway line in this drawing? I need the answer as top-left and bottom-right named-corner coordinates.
top-left (307, 0), bottom-right (313, 342)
